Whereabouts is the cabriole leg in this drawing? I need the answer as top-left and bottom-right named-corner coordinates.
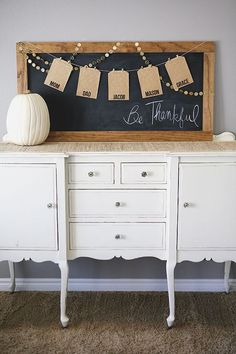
top-left (166, 260), bottom-right (176, 328)
top-left (224, 261), bottom-right (231, 294)
top-left (59, 261), bottom-right (69, 328)
top-left (8, 261), bottom-right (15, 293)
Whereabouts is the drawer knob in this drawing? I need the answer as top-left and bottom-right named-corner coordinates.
top-left (115, 202), bottom-right (121, 207)
top-left (141, 171), bottom-right (148, 177)
top-left (88, 171), bottom-right (94, 177)
top-left (47, 203), bottom-right (53, 208)
top-left (115, 234), bottom-right (121, 239)
top-left (183, 202), bottom-right (190, 208)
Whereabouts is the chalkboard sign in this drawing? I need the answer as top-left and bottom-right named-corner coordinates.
top-left (16, 42), bottom-right (215, 141)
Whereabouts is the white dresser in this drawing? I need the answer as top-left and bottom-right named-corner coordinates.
top-left (67, 153), bottom-right (168, 261)
top-left (1, 141), bottom-right (236, 328)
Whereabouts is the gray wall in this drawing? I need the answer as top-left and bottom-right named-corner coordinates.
top-left (0, 0), bottom-right (236, 280)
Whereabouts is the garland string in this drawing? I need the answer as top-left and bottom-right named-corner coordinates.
top-left (21, 41), bottom-right (206, 73)
top-left (19, 41), bottom-right (205, 96)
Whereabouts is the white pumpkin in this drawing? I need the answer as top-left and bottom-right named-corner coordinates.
top-left (3, 93), bottom-right (50, 146)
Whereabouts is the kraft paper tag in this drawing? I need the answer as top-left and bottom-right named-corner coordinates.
top-left (165, 56), bottom-right (193, 91)
top-left (76, 67), bottom-right (101, 99)
top-left (137, 66), bottom-right (163, 98)
top-left (108, 70), bottom-right (129, 101)
top-left (44, 58), bottom-right (73, 92)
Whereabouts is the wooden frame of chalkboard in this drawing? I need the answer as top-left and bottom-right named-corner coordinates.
top-left (16, 41), bottom-right (215, 142)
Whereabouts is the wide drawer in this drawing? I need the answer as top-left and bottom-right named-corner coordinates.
top-left (69, 222), bottom-right (165, 250)
top-left (121, 163), bottom-right (167, 184)
top-left (69, 190), bottom-right (166, 218)
top-left (68, 163), bottom-right (114, 184)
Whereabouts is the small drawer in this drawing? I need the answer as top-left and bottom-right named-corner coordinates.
top-left (68, 163), bottom-right (114, 184)
top-left (69, 222), bottom-right (165, 250)
top-left (121, 163), bottom-right (167, 184)
top-left (69, 190), bottom-right (166, 218)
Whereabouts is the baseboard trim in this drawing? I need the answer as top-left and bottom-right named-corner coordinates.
top-left (0, 278), bottom-right (236, 292)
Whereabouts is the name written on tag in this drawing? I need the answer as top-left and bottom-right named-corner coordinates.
top-left (113, 94), bottom-right (126, 100)
top-left (137, 66), bottom-right (163, 99)
top-left (165, 56), bottom-right (193, 91)
top-left (77, 67), bottom-right (101, 99)
top-left (108, 70), bottom-right (129, 101)
top-left (49, 81), bottom-right (60, 89)
top-left (82, 91), bottom-right (91, 97)
top-left (44, 58), bottom-right (73, 92)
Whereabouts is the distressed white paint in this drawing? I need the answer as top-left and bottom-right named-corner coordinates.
top-left (178, 163), bottom-right (236, 250)
top-left (69, 222), bottom-right (165, 251)
top-left (69, 189), bottom-right (166, 219)
top-left (0, 155), bottom-right (68, 327)
top-left (121, 162), bottom-right (167, 184)
top-left (1, 148), bottom-right (236, 328)
top-left (68, 163), bottom-right (114, 184)
top-left (0, 164), bottom-right (58, 250)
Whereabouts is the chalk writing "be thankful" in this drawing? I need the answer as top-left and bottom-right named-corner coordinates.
top-left (123, 100), bottom-right (200, 129)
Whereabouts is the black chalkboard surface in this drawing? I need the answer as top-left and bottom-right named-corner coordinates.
top-left (17, 41), bottom-right (215, 141)
top-left (28, 52), bottom-right (203, 132)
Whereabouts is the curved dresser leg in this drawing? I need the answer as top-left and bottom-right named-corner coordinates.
top-left (224, 261), bottom-right (231, 294)
top-left (166, 260), bottom-right (176, 328)
top-left (8, 261), bottom-right (15, 293)
top-left (59, 261), bottom-right (69, 328)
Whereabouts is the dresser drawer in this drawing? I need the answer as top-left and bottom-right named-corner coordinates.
top-left (69, 190), bottom-right (166, 218)
top-left (68, 163), bottom-right (114, 184)
top-left (69, 222), bottom-right (165, 250)
top-left (121, 163), bottom-right (167, 184)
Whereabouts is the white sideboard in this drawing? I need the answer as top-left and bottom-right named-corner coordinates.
top-left (1, 141), bottom-right (236, 328)
top-left (0, 153), bottom-right (69, 326)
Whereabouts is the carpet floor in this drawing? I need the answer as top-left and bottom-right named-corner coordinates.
top-left (0, 291), bottom-right (236, 354)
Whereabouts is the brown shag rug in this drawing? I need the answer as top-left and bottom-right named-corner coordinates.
top-left (0, 291), bottom-right (236, 354)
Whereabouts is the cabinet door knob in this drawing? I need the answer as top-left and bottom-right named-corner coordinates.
top-left (47, 203), bottom-right (53, 208)
top-left (141, 171), bottom-right (148, 177)
top-left (115, 202), bottom-right (121, 207)
top-left (115, 234), bottom-right (121, 239)
top-left (88, 171), bottom-right (94, 177)
top-left (183, 202), bottom-right (190, 208)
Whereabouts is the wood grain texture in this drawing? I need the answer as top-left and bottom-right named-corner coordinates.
top-left (16, 41), bottom-right (215, 53)
top-left (203, 52), bottom-right (215, 131)
top-left (16, 43), bottom-right (28, 93)
top-left (16, 41), bottom-right (215, 142)
top-left (47, 131), bottom-right (213, 142)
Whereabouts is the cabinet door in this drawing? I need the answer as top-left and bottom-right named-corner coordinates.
top-left (0, 164), bottom-right (57, 250)
top-left (178, 163), bottom-right (236, 250)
